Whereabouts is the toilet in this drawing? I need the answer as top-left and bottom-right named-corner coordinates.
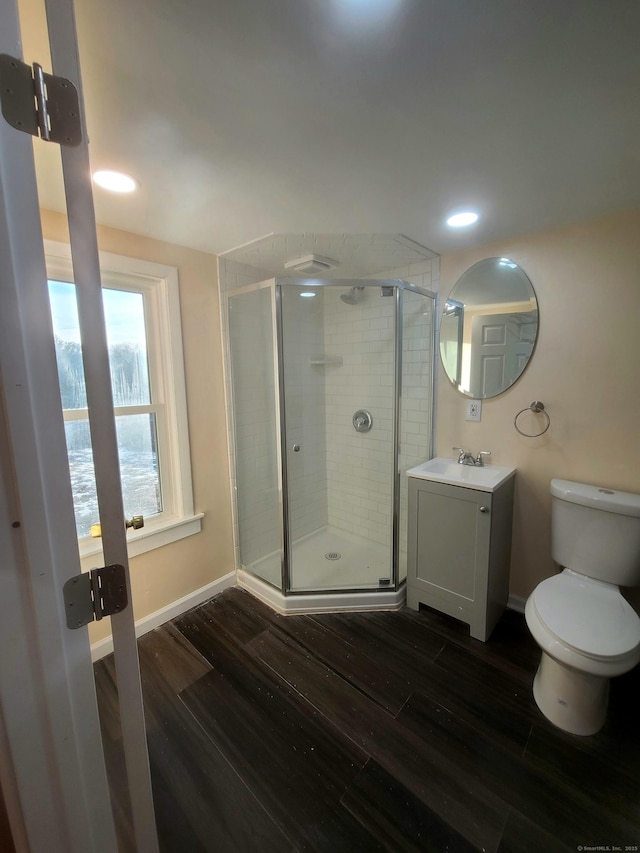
top-left (525, 478), bottom-right (640, 736)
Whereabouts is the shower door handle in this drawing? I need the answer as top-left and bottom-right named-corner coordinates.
top-left (292, 444), bottom-right (301, 452)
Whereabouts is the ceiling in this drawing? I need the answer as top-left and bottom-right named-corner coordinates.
top-left (22, 0), bottom-right (640, 259)
top-left (220, 232), bottom-right (438, 278)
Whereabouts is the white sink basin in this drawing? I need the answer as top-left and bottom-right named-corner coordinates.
top-left (407, 457), bottom-right (516, 492)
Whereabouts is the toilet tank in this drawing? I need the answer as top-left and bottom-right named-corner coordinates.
top-left (551, 479), bottom-right (640, 586)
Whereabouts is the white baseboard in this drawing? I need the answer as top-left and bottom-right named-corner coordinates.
top-left (90, 571), bottom-right (237, 661)
top-left (90, 570), bottom-right (528, 661)
top-left (507, 593), bottom-right (527, 614)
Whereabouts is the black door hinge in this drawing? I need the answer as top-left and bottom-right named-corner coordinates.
top-left (0, 54), bottom-right (82, 146)
top-left (63, 564), bottom-right (128, 629)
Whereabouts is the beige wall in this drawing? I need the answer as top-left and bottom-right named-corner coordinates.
top-left (40, 210), bottom-right (235, 641)
top-left (41, 204), bottom-right (640, 624)
top-left (437, 208), bottom-right (640, 605)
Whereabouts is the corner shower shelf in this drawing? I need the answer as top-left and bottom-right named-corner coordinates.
top-left (309, 355), bottom-right (343, 367)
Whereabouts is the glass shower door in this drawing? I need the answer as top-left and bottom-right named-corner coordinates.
top-left (279, 282), bottom-right (397, 593)
top-left (228, 285), bottom-right (283, 587)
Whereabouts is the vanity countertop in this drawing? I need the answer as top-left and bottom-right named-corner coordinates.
top-left (407, 457), bottom-right (516, 493)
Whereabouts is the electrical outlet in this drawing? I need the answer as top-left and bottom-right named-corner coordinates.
top-left (466, 399), bottom-right (482, 421)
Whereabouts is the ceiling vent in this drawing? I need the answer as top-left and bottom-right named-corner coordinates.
top-left (283, 253), bottom-right (339, 275)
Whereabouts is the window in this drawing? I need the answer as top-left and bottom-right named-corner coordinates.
top-left (45, 241), bottom-right (201, 560)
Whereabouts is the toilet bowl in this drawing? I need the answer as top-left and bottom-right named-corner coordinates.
top-left (525, 569), bottom-right (640, 735)
top-left (525, 479), bottom-right (640, 736)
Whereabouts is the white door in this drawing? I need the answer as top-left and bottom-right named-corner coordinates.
top-left (470, 310), bottom-right (537, 397)
top-left (0, 0), bottom-right (158, 850)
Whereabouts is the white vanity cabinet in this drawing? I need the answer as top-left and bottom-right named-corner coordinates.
top-left (406, 459), bottom-right (516, 641)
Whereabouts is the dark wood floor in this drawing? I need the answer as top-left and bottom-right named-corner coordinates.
top-left (94, 586), bottom-right (640, 852)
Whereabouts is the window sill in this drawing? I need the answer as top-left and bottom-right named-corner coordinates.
top-left (78, 513), bottom-right (203, 570)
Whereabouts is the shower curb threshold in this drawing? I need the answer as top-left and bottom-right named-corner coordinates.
top-left (236, 568), bottom-right (406, 615)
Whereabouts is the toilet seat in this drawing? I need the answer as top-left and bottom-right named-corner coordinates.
top-left (530, 570), bottom-right (640, 662)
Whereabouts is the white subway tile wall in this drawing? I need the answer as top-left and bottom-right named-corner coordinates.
top-left (373, 260), bottom-right (438, 580)
top-left (323, 286), bottom-right (395, 548)
top-left (398, 289), bottom-right (435, 580)
top-left (281, 288), bottom-right (328, 542)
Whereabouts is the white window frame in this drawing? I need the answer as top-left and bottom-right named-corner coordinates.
top-left (45, 239), bottom-right (202, 566)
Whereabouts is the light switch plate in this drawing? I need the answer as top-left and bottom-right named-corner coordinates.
top-left (466, 399), bottom-right (482, 421)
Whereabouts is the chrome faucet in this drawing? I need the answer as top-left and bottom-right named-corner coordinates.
top-left (452, 447), bottom-right (492, 466)
top-left (453, 447), bottom-right (474, 465)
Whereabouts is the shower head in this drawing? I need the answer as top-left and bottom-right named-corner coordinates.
top-left (340, 286), bottom-right (365, 305)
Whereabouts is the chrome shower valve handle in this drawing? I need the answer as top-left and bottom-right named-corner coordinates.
top-left (353, 409), bottom-right (373, 433)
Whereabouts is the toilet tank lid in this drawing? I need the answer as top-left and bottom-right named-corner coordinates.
top-left (550, 479), bottom-right (640, 518)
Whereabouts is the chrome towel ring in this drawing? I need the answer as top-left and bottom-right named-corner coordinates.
top-left (514, 401), bottom-right (551, 437)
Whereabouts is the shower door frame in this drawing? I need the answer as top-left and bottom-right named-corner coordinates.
top-left (226, 278), bottom-right (285, 589)
top-left (227, 277), bottom-right (436, 599)
top-left (274, 278), bottom-right (436, 597)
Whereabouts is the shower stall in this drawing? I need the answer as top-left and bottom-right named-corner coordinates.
top-left (227, 278), bottom-right (435, 612)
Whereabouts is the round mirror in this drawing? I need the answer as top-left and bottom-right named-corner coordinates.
top-left (440, 257), bottom-right (538, 399)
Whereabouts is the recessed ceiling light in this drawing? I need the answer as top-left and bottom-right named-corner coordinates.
top-left (446, 211), bottom-right (479, 228)
top-left (300, 292), bottom-right (316, 298)
top-left (92, 170), bottom-right (137, 193)
top-left (336, 0), bottom-right (402, 27)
